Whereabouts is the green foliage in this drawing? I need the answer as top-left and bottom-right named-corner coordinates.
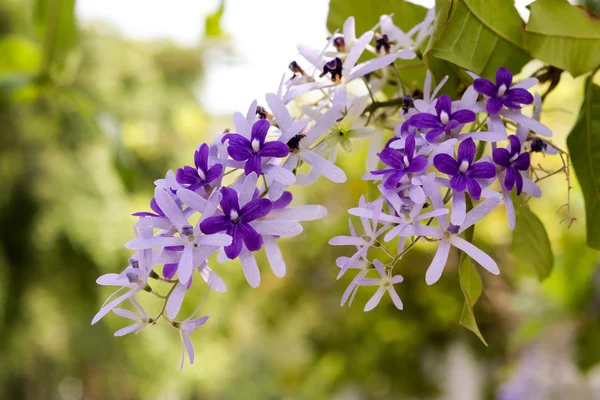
top-left (424, 0), bottom-right (530, 84)
top-left (567, 75), bottom-right (600, 249)
top-left (511, 198), bottom-right (554, 280)
top-left (458, 198), bottom-right (487, 345)
top-left (204, 0), bottom-right (226, 38)
top-left (33, 0), bottom-right (78, 68)
top-left (526, 0), bottom-right (600, 77)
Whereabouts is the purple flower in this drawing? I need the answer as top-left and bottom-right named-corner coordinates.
top-left (474, 67), bottom-right (534, 114)
top-left (371, 134), bottom-right (427, 190)
top-left (433, 138), bottom-right (496, 200)
top-left (409, 95), bottom-right (476, 141)
top-left (222, 119), bottom-right (289, 176)
top-left (493, 135), bottom-right (530, 195)
top-left (176, 143), bottom-right (223, 191)
top-left (200, 187), bottom-right (272, 259)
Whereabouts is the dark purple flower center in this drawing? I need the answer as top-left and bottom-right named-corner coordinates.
top-left (320, 57), bottom-right (343, 82)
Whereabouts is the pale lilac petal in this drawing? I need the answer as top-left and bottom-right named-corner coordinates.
top-left (459, 197), bottom-right (502, 233)
top-left (347, 207), bottom-right (401, 224)
top-left (305, 104), bottom-right (344, 145)
top-left (343, 16), bottom-right (357, 44)
top-left (522, 176), bottom-right (541, 197)
top-left (458, 131), bottom-right (506, 142)
top-left (178, 245), bottom-right (195, 284)
top-left (341, 270), bottom-right (366, 306)
top-left (195, 233), bottom-right (233, 246)
top-left (460, 85), bottom-right (479, 108)
top-left (239, 250), bottom-right (260, 288)
top-left (364, 287), bottom-right (386, 311)
top-left (423, 71), bottom-right (432, 102)
top-left (263, 236), bottom-right (286, 278)
top-left (413, 208), bottom-right (450, 222)
top-left (265, 93), bottom-right (292, 130)
top-left (283, 81), bottom-right (332, 104)
top-left (176, 189), bottom-right (208, 213)
top-left (232, 111), bottom-right (252, 139)
top-left (451, 190), bottom-right (466, 226)
top-left (268, 205), bottom-right (327, 221)
top-left (345, 31), bottom-right (374, 71)
top-left (408, 185), bottom-right (426, 204)
top-left (397, 48), bottom-right (416, 60)
top-left (113, 308), bottom-right (140, 321)
top-left (349, 53), bottom-right (398, 81)
top-left (96, 273), bottom-right (121, 286)
top-left (450, 236), bottom-right (499, 275)
top-left (513, 78), bottom-right (538, 90)
top-left (199, 190), bottom-right (222, 222)
top-left (502, 184), bottom-right (516, 230)
top-left (114, 323), bottom-right (143, 337)
top-left (387, 287), bottom-right (403, 310)
top-left (430, 75), bottom-right (449, 101)
top-left (397, 224), bottom-right (443, 238)
top-left (297, 43), bottom-right (325, 70)
top-left (263, 164), bottom-right (296, 185)
top-left (125, 236), bottom-right (183, 250)
top-left (426, 240), bottom-right (451, 285)
top-left (299, 150), bottom-right (346, 183)
top-left (502, 110), bottom-right (552, 137)
top-left (358, 278), bottom-right (381, 286)
top-left (252, 220), bottom-right (302, 236)
top-left (154, 187), bottom-right (187, 231)
top-left (329, 235), bottom-right (364, 246)
top-left (239, 172), bottom-right (258, 206)
top-left (488, 114), bottom-right (507, 137)
top-left (134, 217), bottom-right (171, 230)
top-left (373, 259), bottom-right (386, 278)
top-left (199, 265), bottom-right (227, 292)
top-left (183, 333), bottom-right (195, 365)
top-left (167, 283), bottom-right (187, 319)
top-left (383, 223), bottom-right (409, 242)
top-left (92, 289), bottom-right (137, 325)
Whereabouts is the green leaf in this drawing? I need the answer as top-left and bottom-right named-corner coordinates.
top-left (567, 75), bottom-right (600, 249)
top-left (511, 198), bottom-right (554, 280)
top-left (457, 197), bottom-right (488, 346)
top-left (34, 0), bottom-right (79, 68)
top-left (0, 35), bottom-right (43, 74)
top-left (526, 0), bottom-right (600, 77)
top-left (424, 0), bottom-right (530, 83)
top-left (204, 0), bottom-right (226, 38)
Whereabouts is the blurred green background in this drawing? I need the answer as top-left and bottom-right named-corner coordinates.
top-left (1, 0), bottom-right (599, 399)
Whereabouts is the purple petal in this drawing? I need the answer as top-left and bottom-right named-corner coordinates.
top-left (457, 137), bottom-right (476, 165)
top-left (383, 170), bottom-right (406, 190)
top-left (496, 67), bottom-right (513, 88)
top-left (251, 119), bottom-right (270, 144)
top-left (433, 153), bottom-right (458, 175)
top-left (514, 171), bottom-right (524, 195)
top-left (204, 163), bottom-right (223, 183)
top-left (468, 161), bottom-right (496, 179)
top-left (259, 141), bottom-right (289, 158)
top-left (450, 109), bottom-right (476, 124)
top-left (224, 226), bottom-right (243, 259)
top-left (504, 168), bottom-right (516, 190)
top-left (237, 223), bottom-right (263, 252)
top-left (492, 148), bottom-right (511, 167)
top-left (512, 152), bottom-right (530, 170)
top-left (504, 88), bottom-right (534, 105)
top-left (199, 215), bottom-right (232, 234)
top-left (224, 134), bottom-right (252, 161)
top-left (450, 174), bottom-right (468, 191)
top-left (486, 97), bottom-right (503, 115)
top-left (406, 155), bottom-right (427, 173)
top-left (194, 144), bottom-right (209, 172)
top-left (473, 78), bottom-right (496, 97)
top-left (466, 177), bottom-right (482, 200)
top-left (240, 198), bottom-right (272, 223)
top-left (425, 126), bottom-right (445, 142)
top-left (219, 187), bottom-right (240, 216)
top-left (163, 263), bottom-right (178, 280)
top-left (508, 135), bottom-right (522, 156)
top-left (435, 95), bottom-right (452, 116)
top-left (410, 113), bottom-right (441, 129)
top-left (378, 148), bottom-right (405, 169)
top-left (404, 133), bottom-right (416, 162)
top-left (272, 191), bottom-right (293, 209)
top-left (244, 154), bottom-right (262, 176)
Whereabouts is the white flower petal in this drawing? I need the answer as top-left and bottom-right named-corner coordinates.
top-left (364, 286), bottom-right (386, 311)
top-left (154, 187), bottom-right (188, 232)
top-left (263, 164), bottom-right (296, 185)
top-left (299, 150), bottom-right (346, 183)
top-left (167, 283), bottom-right (187, 319)
top-left (450, 236), bottom-right (499, 275)
top-left (263, 236), bottom-right (286, 278)
top-left (239, 250), bottom-right (260, 288)
top-left (252, 220), bottom-right (303, 236)
top-left (176, 189), bottom-right (208, 213)
top-left (426, 240), bottom-right (451, 285)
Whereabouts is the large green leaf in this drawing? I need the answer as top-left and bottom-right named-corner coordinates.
top-left (526, 0), bottom-right (600, 77)
top-left (424, 0), bottom-right (530, 82)
top-left (511, 198), bottom-right (554, 280)
top-left (458, 198), bottom-right (487, 345)
top-left (567, 75), bottom-right (600, 249)
top-left (34, 0), bottom-right (79, 68)
top-left (327, 0), bottom-right (428, 36)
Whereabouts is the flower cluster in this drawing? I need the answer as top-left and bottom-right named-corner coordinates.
top-left (92, 10), bottom-right (560, 368)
